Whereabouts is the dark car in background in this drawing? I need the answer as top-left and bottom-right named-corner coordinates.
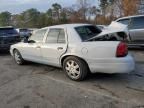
top-left (16, 28), bottom-right (31, 39)
top-left (0, 26), bottom-right (20, 51)
top-left (115, 15), bottom-right (144, 47)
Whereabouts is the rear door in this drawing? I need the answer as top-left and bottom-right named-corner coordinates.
top-left (41, 28), bottom-right (67, 67)
top-left (129, 16), bottom-right (144, 42)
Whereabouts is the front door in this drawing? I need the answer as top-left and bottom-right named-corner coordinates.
top-left (22, 29), bottom-right (47, 62)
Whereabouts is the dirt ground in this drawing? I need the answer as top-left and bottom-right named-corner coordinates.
top-left (0, 49), bottom-right (144, 108)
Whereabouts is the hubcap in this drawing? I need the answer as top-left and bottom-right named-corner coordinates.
top-left (65, 60), bottom-right (80, 79)
top-left (14, 51), bottom-right (21, 64)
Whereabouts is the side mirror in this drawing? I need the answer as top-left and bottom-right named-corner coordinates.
top-left (23, 37), bottom-right (28, 43)
top-left (28, 40), bottom-right (35, 43)
top-left (29, 33), bottom-right (32, 36)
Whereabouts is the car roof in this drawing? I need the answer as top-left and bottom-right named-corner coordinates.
top-left (17, 28), bottom-right (28, 30)
top-left (97, 25), bottom-right (107, 27)
top-left (42, 24), bottom-right (93, 29)
top-left (116, 15), bottom-right (144, 21)
top-left (0, 26), bottom-right (14, 29)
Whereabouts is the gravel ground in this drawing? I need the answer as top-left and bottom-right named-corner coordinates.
top-left (0, 49), bottom-right (144, 108)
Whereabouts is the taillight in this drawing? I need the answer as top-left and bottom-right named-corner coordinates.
top-left (116, 42), bottom-right (128, 57)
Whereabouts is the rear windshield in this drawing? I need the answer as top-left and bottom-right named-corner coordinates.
top-left (75, 25), bottom-right (102, 41)
top-left (20, 29), bottom-right (29, 32)
top-left (0, 28), bottom-right (18, 36)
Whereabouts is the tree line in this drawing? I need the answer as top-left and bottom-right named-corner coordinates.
top-left (0, 0), bottom-right (142, 28)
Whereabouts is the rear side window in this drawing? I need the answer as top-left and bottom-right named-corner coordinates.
top-left (117, 19), bottom-right (130, 25)
top-left (130, 17), bottom-right (144, 29)
top-left (30, 29), bottom-right (47, 42)
top-left (46, 29), bottom-right (65, 43)
top-left (58, 29), bottom-right (65, 43)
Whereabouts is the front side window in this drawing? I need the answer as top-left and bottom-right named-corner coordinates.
top-left (46, 29), bottom-right (65, 43)
top-left (130, 17), bottom-right (144, 29)
top-left (117, 19), bottom-right (130, 25)
top-left (30, 29), bottom-right (47, 42)
top-left (75, 25), bottom-right (101, 41)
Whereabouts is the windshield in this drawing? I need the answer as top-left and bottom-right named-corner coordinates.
top-left (0, 28), bottom-right (18, 36)
top-left (75, 25), bottom-right (102, 41)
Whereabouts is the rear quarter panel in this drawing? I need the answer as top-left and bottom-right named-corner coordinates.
top-left (61, 41), bottom-right (120, 64)
top-left (80, 41), bottom-right (119, 58)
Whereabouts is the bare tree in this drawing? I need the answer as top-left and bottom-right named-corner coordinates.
top-left (137, 0), bottom-right (144, 14)
top-left (114, 0), bottom-right (140, 16)
top-left (76, 0), bottom-right (94, 20)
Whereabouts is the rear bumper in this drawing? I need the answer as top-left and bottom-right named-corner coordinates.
top-left (0, 41), bottom-right (20, 51)
top-left (87, 55), bottom-right (135, 74)
top-left (0, 44), bottom-right (10, 50)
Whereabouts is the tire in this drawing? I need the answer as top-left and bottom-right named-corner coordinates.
top-left (13, 49), bottom-right (25, 65)
top-left (63, 56), bottom-right (88, 81)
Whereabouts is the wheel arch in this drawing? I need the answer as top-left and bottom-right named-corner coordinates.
top-left (13, 48), bottom-right (18, 54)
top-left (60, 55), bottom-right (90, 71)
top-left (12, 48), bottom-right (23, 58)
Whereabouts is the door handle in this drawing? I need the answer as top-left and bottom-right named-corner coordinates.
top-left (36, 46), bottom-right (41, 49)
top-left (57, 47), bottom-right (63, 50)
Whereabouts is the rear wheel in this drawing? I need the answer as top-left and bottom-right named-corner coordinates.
top-left (13, 49), bottom-right (25, 65)
top-left (63, 56), bottom-right (88, 81)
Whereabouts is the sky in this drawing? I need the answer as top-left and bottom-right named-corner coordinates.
top-left (0, 0), bottom-right (99, 14)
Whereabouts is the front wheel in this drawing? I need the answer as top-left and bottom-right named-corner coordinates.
top-left (13, 49), bottom-right (25, 65)
top-left (63, 56), bottom-right (88, 81)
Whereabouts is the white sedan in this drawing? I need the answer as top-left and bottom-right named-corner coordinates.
top-left (10, 24), bottom-right (135, 81)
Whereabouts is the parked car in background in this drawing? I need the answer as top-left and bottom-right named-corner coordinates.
top-left (10, 24), bottom-right (135, 81)
top-left (115, 15), bottom-right (144, 47)
top-left (0, 26), bottom-right (20, 51)
top-left (97, 25), bottom-right (107, 30)
top-left (99, 22), bottom-right (129, 41)
top-left (28, 28), bottom-right (38, 34)
top-left (16, 28), bottom-right (31, 39)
